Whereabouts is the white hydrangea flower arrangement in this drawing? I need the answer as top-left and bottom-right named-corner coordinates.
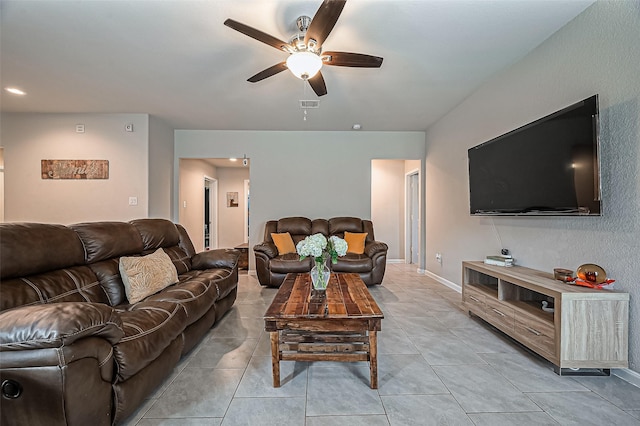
top-left (297, 234), bottom-right (348, 290)
top-left (296, 233), bottom-right (348, 264)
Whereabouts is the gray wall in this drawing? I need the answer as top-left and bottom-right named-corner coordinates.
top-left (174, 131), bottom-right (426, 270)
top-left (424, 1), bottom-right (639, 372)
top-left (148, 116), bottom-right (174, 219)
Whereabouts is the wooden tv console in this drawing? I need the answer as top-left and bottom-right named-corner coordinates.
top-left (462, 261), bottom-right (629, 374)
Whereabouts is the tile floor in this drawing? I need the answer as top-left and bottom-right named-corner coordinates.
top-left (124, 264), bottom-right (640, 425)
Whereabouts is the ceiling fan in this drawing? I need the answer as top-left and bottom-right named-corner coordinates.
top-left (224, 0), bottom-right (383, 97)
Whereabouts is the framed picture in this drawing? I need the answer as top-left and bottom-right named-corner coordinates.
top-left (227, 192), bottom-right (239, 207)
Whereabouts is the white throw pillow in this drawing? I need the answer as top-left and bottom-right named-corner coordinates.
top-left (119, 248), bottom-right (178, 304)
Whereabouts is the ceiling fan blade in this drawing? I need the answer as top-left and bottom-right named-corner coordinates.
top-left (305, 0), bottom-right (346, 48)
top-left (247, 62), bottom-right (288, 83)
top-left (308, 71), bottom-right (328, 97)
top-left (224, 19), bottom-right (289, 51)
top-left (323, 51), bottom-right (383, 68)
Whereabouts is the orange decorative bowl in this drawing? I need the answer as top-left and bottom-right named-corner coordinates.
top-left (576, 263), bottom-right (607, 284)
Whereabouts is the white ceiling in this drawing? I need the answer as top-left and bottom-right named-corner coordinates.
top-left (0, 0), bottom-right (594, 132)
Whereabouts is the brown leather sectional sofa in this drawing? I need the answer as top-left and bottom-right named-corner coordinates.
top-left (0, 219), bottom-right (240, 425)
top-left (253, 216), bottom-right (388, 287)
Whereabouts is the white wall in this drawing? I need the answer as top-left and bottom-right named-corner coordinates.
top-left (217, 167), bottom-right (250, 249)
top-left (371, 159), bottom-right (405, 260)
top-left (178, 159), bottom-right (217, 252)
top-left (424, 1), bottom-right (640, 372)
top-left (1, 113), bottom-right (150, 223)
top-left (175, 131), bottom-right (426, 270)
top-left (148, 116), bottom-right (174, 219)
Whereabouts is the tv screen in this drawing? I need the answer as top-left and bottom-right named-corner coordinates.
top-left (468, 95), bottom-right (601, 216)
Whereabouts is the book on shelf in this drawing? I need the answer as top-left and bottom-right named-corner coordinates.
top-left (484, 258), bottom-right (514, 267)
top-left (486, 254), bottom-right (512, 260)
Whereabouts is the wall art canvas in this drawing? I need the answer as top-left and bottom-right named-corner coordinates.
top-left (227, 192), bottom-right (239, 207)
top-left (41, 160), bottom-right (109, 179)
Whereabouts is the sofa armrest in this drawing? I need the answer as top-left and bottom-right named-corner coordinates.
top-left (191, 248), bottom-right (240, 270)
top-left (364, 241), bottom-right (388, 258)
top-left (0, 302), bottom-right (123, 351)
top-left (253, 242), bottom-right (278, 259)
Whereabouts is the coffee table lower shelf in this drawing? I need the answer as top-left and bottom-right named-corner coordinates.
top-left (267, 320), bottom-right (380, 389)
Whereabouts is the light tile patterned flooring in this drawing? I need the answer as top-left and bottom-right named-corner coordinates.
top-left (124, 264), bottom-right (640, 425)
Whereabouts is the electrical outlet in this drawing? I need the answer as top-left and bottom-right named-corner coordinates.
top-left (76, 124), bottom-right (85, 133)
top-left (128, 197), bottom-right (138, 206)
top-left (435, 252), bottom-right (442, 263)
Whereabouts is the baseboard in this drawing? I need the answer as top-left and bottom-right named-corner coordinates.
top-left (387, 259), bottom-right (405, 264)
top-left (613, 368), bottom-right (640, 388)
top-left (422, 270), bottom-right (462, 293)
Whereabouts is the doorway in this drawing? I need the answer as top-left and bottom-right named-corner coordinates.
top-left (406, 170), bottom-right (419, 264)
top-left (204, 177), bottom-right (218, 249)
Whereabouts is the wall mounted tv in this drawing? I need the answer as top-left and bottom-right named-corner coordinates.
top-left (468, 95), bottom-right (601, 216)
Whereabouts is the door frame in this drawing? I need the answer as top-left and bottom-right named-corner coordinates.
top-left (204, 176), bottom-right (218, 249)
top-left (405, 169), bottom-right (420, 264)
top-left (243, 179), bottom-right (250, 244)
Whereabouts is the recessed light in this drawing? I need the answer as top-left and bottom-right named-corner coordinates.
top-left (5, 87), bottom-right (26, 96)
top-left (352, 124), bottom-right (362, 130)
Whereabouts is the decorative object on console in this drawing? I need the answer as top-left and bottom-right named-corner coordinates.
top-left (296, 233), bottom-right (347, 290)
top-left (572, 263), bottom-right (615, 289)
top-left (553, 268), bottom-right (574, 282)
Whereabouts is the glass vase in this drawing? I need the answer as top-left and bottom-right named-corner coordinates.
top-left (310, 259), bottom-right (330, 290)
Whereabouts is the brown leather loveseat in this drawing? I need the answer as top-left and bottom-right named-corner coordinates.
top-left (253, 216), bottom-right (388, 287)
top-left (0, 219), bottom-right (240, 425)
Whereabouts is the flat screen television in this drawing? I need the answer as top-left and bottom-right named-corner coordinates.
top-left (468, 95), bottom-right (601, 216)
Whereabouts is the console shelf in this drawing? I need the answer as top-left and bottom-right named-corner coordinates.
top-left (462, 261), bottom-right (629, 373)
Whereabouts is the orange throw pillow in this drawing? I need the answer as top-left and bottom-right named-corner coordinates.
top-left (344, 231), bottom-right (367, 254)
top-left (271, 232), bottom-right (296, 255)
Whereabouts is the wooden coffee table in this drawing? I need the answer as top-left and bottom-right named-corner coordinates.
top-left (264, 272), bottom-right (384, 389)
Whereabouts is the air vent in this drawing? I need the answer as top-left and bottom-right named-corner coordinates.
top-left (299, 100), bottom-right (320, 109)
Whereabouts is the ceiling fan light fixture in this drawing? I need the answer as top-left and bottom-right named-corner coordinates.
top-left (286, 51), bottom-right (322, 80)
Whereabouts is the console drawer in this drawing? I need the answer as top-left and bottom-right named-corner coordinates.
top-left (463, 286), bottom-right (486, 315)
top-left (485, 297), bottom-right (515, 333)
top-left (515, 314), bottom-right (555, 358)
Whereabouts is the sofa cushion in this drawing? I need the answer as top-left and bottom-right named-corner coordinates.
top-left (277, 217), bottom-right (312, 236)
top-left (145, 277), bottom-right (217, 327)
top-left (113, 300), bottom-right (188, 381)
top-left (270, 254), bottom-right (312, 274)
top-left (344, 232), bottom-right (368, 254)
top-left (329, 217), bottom-right (364, 236)
top-left (158, 245), bottom-right (192, 275)
top-left (130, 219), bottom-right (180, 251)
top-left (178, 268), bottom-right (236, 299)
top-left (89, 259), bottom-right (128, 306)
top-left (0, 266), bottom-right (111, 312)
top-left (71, 222), bottom-right (143, 264)
top-left (271, 232), bottom-right (297, 255)
top-left (331, 253), bottom-right (373, 273)
top-left (119, 249), bottom-right (178, 304)
top-left (0, 223), bottom-right (86, 280)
